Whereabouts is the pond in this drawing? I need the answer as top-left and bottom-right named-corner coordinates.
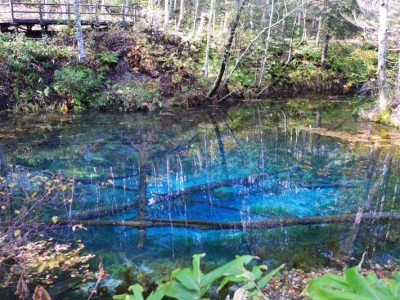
top-left (1, 98), bottom-right (400, 294)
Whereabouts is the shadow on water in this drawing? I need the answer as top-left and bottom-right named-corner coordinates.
top-left (1, 98), bottom-right (400, 294)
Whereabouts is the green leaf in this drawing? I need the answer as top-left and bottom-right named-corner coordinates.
top-left (164, 281), bottom-right (199, 300)
top-left (192, 253), bottom-right (205, 281)
top-left (257, 264), bottom-right (285, 289)
top-left (173, 268), bottom-right (198, 291)
top-left (113, 295), bottom-right (134, 300)
top-left (309, 287), bottom-right (373, 300)
top-left (201, 255), bottom-right (255, 291)
top-left (344, 267), bottom-right (381, 299)
top-left (126, 284), bottom-right (144, 300)
top-left (218, 272), bottom-right (253, 292)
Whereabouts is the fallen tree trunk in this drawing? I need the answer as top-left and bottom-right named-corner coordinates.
top-left (57, 212), bottom-right (400, 231)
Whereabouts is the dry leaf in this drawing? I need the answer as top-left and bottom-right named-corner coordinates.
top-left (33, 285), bottom-right (51, 300)
top-left (15, 276), bottom-right (29, 300)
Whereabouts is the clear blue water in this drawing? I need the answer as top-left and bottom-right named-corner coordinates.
top-left (1, 99), bottom-right (400, 281)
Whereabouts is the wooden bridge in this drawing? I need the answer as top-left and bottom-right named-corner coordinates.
top-left (0, 0), bottom-right (141, 33)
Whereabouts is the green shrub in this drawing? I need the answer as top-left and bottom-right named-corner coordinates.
top-left (98, 51), bottom-right (119, 66)
top-left (53, 65), bottom-right (106, 111)
top-left (98, 82), bottom-right (162, 111)
top-left (0, 34), bottom-right (72, 110)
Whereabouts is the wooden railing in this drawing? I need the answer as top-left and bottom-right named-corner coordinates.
top-left (0, 0), bottom-right (140, 25)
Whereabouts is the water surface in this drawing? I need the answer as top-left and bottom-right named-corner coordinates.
top-left (1, 98), bottom-right (400, 281)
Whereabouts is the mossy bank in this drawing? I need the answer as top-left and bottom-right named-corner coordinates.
top-left (0, 28), bottom-right (381, 112)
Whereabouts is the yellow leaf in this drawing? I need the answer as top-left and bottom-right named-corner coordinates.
top-left (8, 182), bottom-right (17, 188)
top-left (51, 216), bottom-right (59, 224)
top-left (60, 185), bottom-right (67, 191)
top-left (38, 263), bottom-right (47, 273)
top-left (14, 230), bottom-right (21, 238)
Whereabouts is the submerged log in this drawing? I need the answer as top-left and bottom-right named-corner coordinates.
top-left (153, 166), bottom-right (300, 202)
top-left (70, 201), bottom-right (139, 220)
top-left (57, 212), bottom-right (400, 231)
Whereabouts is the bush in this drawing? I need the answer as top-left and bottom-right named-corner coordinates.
top-left (53, 65), bottom-right (106, 111)
top-left (98, 51), bottom-right (119, 66)
top-left (0, 35), bottom-right (72, 110)
top-left (97, 82), bottom-right (162, 111)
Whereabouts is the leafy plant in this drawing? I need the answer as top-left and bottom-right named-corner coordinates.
top-left (98, 51), bottom-right (119, 66)
top-left (304, 262), bottom-right (400, 300)
top-left (113, 254), bottom-right (284, 300)
top-left (53, 65), bottom-right (106, 111)
top-left (98, 82), bottom-right (162, 111)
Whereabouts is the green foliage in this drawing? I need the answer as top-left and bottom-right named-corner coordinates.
top-left (113, 254), bottom-right (284, 300)
top-left (98, 82), bottom-right (162, 111)
top-left (305, 265), bottom-right (400, 300)
top-left (53, 65), bottom-right (106, 111)
top-left (0, 34), bottom-right (71, 110)
top-left (98, 51), bottom-right (119, 66)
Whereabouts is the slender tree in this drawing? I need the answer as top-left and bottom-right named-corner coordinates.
top-left (204, 0), bottom-right (215, 77)
top-left (74, 0), bottom-right (85, 62)
top-left (164, 0), bottom-right (170, 28)
top-left (176, 0), bottom-right (184, 30)
top-left (206, 0), bottom-right (248, 100)
top-left (377, 0), bottom-right (389, 112)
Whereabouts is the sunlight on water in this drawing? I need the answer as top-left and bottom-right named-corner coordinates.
top-left (1, 99), bottom-right (400, 273)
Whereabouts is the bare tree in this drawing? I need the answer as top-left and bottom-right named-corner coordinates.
top-left (377, 0), bottom-right (389, 111)
top-left (206, 0), bottom-right (248, 100)
top-left (204, 0), bottom-right (215, 77)
top-left (74, 0), bottom-right (85, 62)
top-left (164, 0), bottom-right (170, 28)
top-left (176, 0), bottom-right (185, 30)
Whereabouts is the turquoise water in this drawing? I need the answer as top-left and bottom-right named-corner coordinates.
top-left (1, 99), bottom-right (400, 281)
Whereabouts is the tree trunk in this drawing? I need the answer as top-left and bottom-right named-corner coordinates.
top-left (249, 0), bottom-right (254, 30)
top-left (196, 11), bottom-right (206, 38)
top-left (223, 0), bottom-right (229, 32)
top-left (176, 0), bottom-right (184, 30)
top-left (320, 31), bottom-right (329, 68)
top-left (204, 0), bottom-right (215, 77)
top-left (206, 0), bottom-right (248, 100)
top-left (164, 0), bottom-right (169, 28)
top-left (56, 212), bottom-right (400, 231)
top-left (300, 0), bottom-right (307, 42)
top-left (258, 0), bottom-right (274, 87)
top-left (73, 0), bottom-right (85, 62)
top-left (285, 15), bottom-right (297, 65)
top-left (192, 0), bottom-right (199, 36)
top-left (315, 15), bottom-right (322, 45)
top-left (136, 151), bottom-right (148, 248)
top-left (378, 0), bottom-right (389, 112)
